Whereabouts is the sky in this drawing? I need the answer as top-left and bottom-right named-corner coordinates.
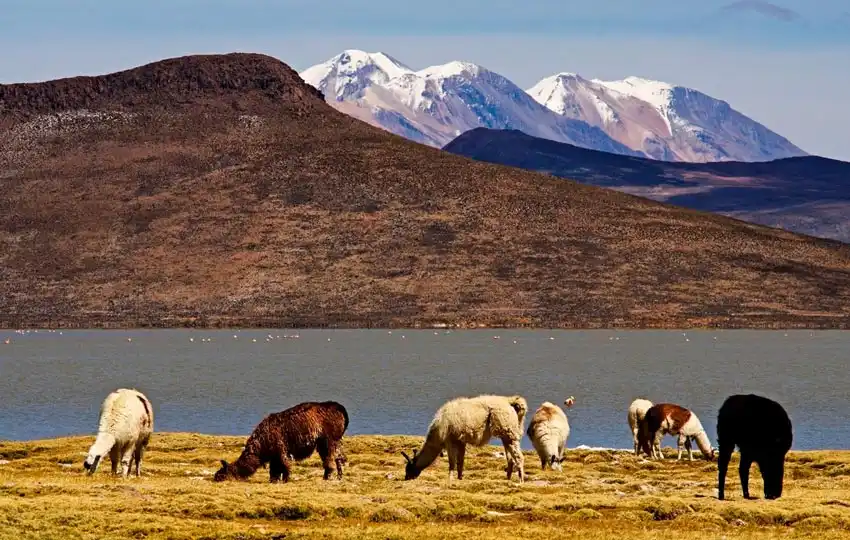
top-left (3, 0), bottom-right (849, 160)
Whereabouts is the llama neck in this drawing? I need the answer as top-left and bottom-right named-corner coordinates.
top-left (412, 428), bottom-right (444, 473)
top-left (88, 432), bottom-right (116, 457)
top-left (692, 431), bottom-right (714, 458)
top-left (230, 449), bottom-right (262, 478)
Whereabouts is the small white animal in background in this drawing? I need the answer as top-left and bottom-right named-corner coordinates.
top-left (83, 388), bottom-right (154, 477)
top-left (526, 397), bottom-right (574, 471)
top-left (628, 398), bottom-right (657, 456)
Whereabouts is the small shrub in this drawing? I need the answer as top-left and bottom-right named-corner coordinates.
top-left (674, 511), bottom-right (728, 528)
top-left (642, 499), bottom-right (693, 521)
top-left (369, 505), bottom-right (415, 522)
top-left (793, 516), bottom-right (836, 530)
top-left (334, 506), bottom-right (361, 518)
top-left (618, 510), bottom-right (654, 522)
top-left (571, 508), bottom-right (603, 520)
top-left (432, 501), bottom-right (483, 521)
top-left (272, 504), bottom-right (313, 520)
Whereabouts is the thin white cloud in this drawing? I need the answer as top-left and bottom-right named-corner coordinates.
top-left (719, 0), bottom-right (801, 21)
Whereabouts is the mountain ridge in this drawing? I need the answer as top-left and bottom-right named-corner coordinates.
top-left (2, 52), bottom-right (849, 329)
top-left (444, 127), bottom-right (850, 243)
top-left (300, 49), bottom-right (806, 163)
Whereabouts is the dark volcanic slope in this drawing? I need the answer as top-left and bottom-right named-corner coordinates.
top-left (2, 54), bottom-right (850, 329)
top-left (444, 128), bottom-right (850, 243)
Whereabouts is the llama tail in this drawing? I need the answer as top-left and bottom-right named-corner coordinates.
top-left (334, 402), bottom-right (350, 432)
top-left (637, 418), bottom-right (653, 457)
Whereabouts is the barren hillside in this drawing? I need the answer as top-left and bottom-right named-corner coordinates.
top-left (1, 53), bottom-right (849, 328)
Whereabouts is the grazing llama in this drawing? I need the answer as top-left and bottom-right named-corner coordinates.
top-left (628, 398), bottom-right (658, 456)
top-left (527, 397), bottom-right (574, 471)
top-left (638, 403), bottom-right (715, 461)
top-left (83, 388), bottom-right (154, 478)
top-left (717, 394), bottom-right (793, 500)
top-left (214, 401), bottom-right (349, 483)
top-left (402, 394), bottom-right (527, 483)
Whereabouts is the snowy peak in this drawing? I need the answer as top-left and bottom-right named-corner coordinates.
top-left (299, 49), bottom-right (413, 100)
top-left (416, 60), bottom-right (486, 79)
top-left (300, 50), bottom-right (806, 163)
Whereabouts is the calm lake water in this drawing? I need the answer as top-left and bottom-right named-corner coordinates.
top-left (0, 329), bottom-right (847, 450)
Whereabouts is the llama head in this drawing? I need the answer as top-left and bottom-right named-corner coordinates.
top-left (401, 449), bottom-right (421, 480)
top-left (564, 396), bottom-right (575, 408)
top-left (82, 454), bottom-right (102, 475)
top-left (549, 455), bottom-right (567, 471)
top-left (213, 459), bottom-right (238, 482)
top-left (83, 433), bottom-right (115, 475)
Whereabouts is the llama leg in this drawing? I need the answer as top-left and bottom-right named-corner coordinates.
top-left (446, 442), bottom-right (458, 484)
top-left (677, 433), bottom-right (687, 461)
top-left (739, 452), bottom-right (754, 499)
top-left (109, 446), bottom-right (121, 475)
top-left (502, 437), bottom-right (524, 483)
top-left (280, 458), bottom-right (292, 483)
top-left (269, 458), bottom-right (283, 483)
top-left (120, 441), bottom-right (136, 478)
top-left (317, 437), bottom-right (336, 481)
top-left (653, 432), bottom-right (664, 460)
top-left (633, 429), bottom-right (640, 456)
top-left (324, 440), bottom-right (342, 481)
top-left (334, 443), bottom-right (346, 480)
top-left (456, 442), bottom-right (466, 480)
top-left (133, 445), bottom-right (145, 477)
top-left (717, 441), bottom-right (734, 500)
top-left (685, 437), bottom-right (694, 461)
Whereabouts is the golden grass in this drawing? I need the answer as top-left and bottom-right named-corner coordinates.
top-left (3, 433), bottom-right (850, 539)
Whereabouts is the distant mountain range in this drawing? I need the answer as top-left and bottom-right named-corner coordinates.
top-left (444, 128), bottom-right (850, 243)
top-left (300, 50), bottom-right (807, 163)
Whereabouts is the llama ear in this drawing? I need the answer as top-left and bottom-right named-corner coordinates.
top-left (559, 456), bottom-right (567, 463)
top-left (401, 451), bottom-right (411, 463)
top-left (220, 460), bottom-right (228, 469)
top-left (412, 449), bottom-right (419, 458)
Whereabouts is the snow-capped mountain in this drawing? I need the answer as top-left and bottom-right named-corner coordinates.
top-left (529, 73), bottom-right (806, 162)
top-left (300, 50), bottom-right (413, 101)
top-left (299, 50), bottom-right (639, 156)
top-left (300, 50), bottom-right (806, 162)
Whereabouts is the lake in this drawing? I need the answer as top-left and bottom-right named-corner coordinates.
top-left (0, 329), bottom-right (847, 450)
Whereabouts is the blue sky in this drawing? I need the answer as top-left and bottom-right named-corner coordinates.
top-left (3, 0), bottom-right (849, 160)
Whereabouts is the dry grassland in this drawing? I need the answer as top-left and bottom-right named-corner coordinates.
top-left (3, 434), bottom-right (850, 539)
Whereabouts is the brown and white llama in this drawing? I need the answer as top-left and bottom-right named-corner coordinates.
top-left (526, 397), bottom-right (574, 471)
top-left (401, 394), bottom-right (528, 483)
top-left (214, 401), bottom-right (349, 483)
top-left (638, 403), bottom-right (715, 461)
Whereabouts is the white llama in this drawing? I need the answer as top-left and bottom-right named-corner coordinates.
top-left (402, 394), bottom-right (527, 483)
top-left (83, 388), bottom-right (154, 477)
top-left (527, 397), bottom-right (573, 471)
top-left (628, 398), bottom-right (658, 456)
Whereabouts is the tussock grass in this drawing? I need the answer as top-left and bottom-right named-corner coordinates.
top-left (2, 433), bottom-right (850, 539)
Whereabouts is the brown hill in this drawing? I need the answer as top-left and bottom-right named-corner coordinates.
top-left (1, 53), bottom-right (849, 329)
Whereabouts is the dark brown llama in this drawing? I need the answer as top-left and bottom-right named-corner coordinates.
top-left (214, 401), bottom-right (349, 483)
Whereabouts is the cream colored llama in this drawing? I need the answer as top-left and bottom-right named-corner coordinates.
top-left (638, 403), bottom-right (715, 461)
top-left (402, 394), bottom-right (527, 483)
top-left (83, 388), bottom-right (154, 477)
top-left (628, 398), bottom-right (658, 456)
top-left (526, 397), bottom-right (573, 471)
